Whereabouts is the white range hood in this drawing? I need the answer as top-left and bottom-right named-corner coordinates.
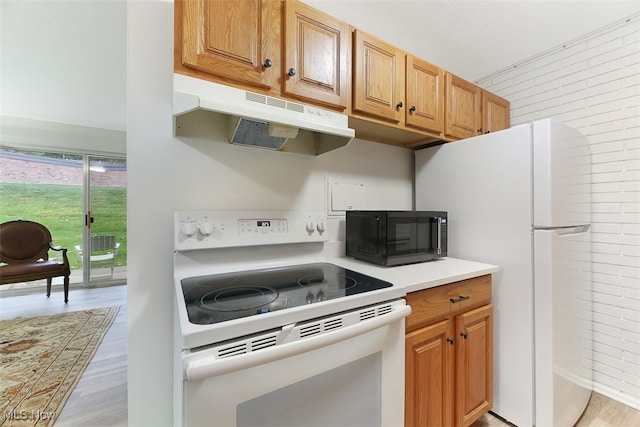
top-left (172, 74), bottom-right (354, 156)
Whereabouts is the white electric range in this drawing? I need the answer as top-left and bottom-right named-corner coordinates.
top-left (173, 210), bottom-right (410, 426)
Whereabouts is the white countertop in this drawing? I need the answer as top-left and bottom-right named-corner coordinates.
top-left (327, 256), bottom-right (500, 294)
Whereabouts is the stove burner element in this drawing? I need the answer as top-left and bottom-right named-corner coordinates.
top-left (199, 286), bottom-right (278, 312)
top-left (297, 274), bottom-right (358, 290)
top-left (180, 263), bottom-right (394, 325)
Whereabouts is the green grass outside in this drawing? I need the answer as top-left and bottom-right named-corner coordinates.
top-left (0, 182), bottom-right (127, 269)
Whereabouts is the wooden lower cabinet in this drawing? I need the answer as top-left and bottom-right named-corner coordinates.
top-left (405, 275), bottom-right (493, 427)
top-left (455, 304), bottom-right (493, 426)
top-left (406, 319), bottom-right (453, 426)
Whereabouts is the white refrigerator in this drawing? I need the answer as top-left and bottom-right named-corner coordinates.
top-left (415, 118), bottom-right (593, 427)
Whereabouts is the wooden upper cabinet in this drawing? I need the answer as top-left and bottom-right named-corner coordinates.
top-left (406, 56), bottom-right (444, 134)
top-left (176, 0), bottom-right (509, 146)
top-left (352, 30), bottom-right (404, 123)
top-left (180, 0), bottom-right (276, 89)
top-left (482, 91), bottom-right (510, 133)
top-left (283, 1), bottom-right (350, 110)
top-left (445, 72), bottom-right (482, 139)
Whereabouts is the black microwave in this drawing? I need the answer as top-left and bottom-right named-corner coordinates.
top-left (346, 210), bottom-right (447, 266)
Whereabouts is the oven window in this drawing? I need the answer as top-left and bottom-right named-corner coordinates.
top-left (236, 352), bottom-right (382, 427)
top-left (387, 217), bottom-right (434, 256)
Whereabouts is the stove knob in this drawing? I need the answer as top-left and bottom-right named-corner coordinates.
top-left (316, 290), bottom-right (326, 301)
top-left (199, 222), bottom-right (214, 236)
top-left (181, 222), bottom-right (196, 238)
top-left (305, 292), bottom-right (315, 304)
top-left (316, 221), bottom-right (326, 234)
top-left (306, 221), bottom-right (315, 234)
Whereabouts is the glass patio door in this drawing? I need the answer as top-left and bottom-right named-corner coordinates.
top-left (83, 155), bottom-right (127, 285)
top-left (0, 148), bottom-right (127, 288)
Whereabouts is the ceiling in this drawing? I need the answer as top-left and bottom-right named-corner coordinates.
top-left (306, 0), bottom-right (640, 82)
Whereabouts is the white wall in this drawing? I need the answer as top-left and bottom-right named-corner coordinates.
top-left (477, 14), bottom-right (640, 409)
top-left (0, 0), bottom-right (126, 155)
top-left (127, 2), bottom-right (413, 425)
top-left (0, 0), bottom-right (126, 132)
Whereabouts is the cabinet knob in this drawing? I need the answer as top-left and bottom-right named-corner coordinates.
top-left (264, 59), bottom-right (272, 68)
top-left (461, 332), bottom-right (468, 339)
top-left (485, 130), bottom-right (491, 134)
top-left (288, 68), bottom-right (296, 77)
top-left (409, 106), bottom-right (416, 113)
top-left (447, 337), bottom-right (455, 345)
top-left (396, 101), bottom-right (403, 109)
top-left (477, 128), bottom-right (483, 133)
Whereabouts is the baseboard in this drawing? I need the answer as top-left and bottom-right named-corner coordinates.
top-left (593, 383), bottom-right (640, 411)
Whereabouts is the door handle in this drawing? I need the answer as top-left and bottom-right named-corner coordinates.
top-left (533, 224), bottom-right (590, 236)
top-left (184, 304), bottom-right (412, 381)
top-left (85, 212), bottom-right (94, 228)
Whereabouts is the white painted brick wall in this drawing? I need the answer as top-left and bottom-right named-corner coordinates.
top-left (477, 14), bottom-right (640, 410)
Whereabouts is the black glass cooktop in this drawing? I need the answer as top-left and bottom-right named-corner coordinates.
top-left (181, 262), bottom-right (393, 325)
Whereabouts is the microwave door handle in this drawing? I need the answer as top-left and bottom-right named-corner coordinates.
top-left (436, 217), bottom-right (443, 255)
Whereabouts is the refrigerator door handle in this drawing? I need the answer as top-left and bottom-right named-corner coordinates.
top-left (533, 224), bottom-right (590, 236)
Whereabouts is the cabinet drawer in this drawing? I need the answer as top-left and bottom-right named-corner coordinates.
top-left (406, 275), bottom-right (492, 332)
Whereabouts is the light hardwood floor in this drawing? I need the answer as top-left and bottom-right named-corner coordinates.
top-left (1, 284), bottom-right (638, 426)
top-left (474, 390), bottom-right (640, 427)
top-left (0, 284), bottom-right (127, 426)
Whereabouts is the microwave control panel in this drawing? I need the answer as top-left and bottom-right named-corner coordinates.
top-left (174, 211), bottom-right (328, 251)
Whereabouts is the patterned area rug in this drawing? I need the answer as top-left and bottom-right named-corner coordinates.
top-left (0, 307), bottom-right (120, 426)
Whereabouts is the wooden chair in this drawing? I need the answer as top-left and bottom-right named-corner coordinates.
top-left (75, 235), bottom-right (120, 278)
top-left (0, 220), bottom-right (71, 303)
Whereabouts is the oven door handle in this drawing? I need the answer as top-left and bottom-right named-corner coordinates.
top-left (184, 304), bottom-right (412, 382)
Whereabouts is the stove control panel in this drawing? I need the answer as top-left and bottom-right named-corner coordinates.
top-left (175, 211), bottom-right (328, 251)
top-left (239, 218), bottom-right (288, 234)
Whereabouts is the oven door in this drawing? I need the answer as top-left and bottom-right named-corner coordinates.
top-left (176, 300), bottom-right (410, 427)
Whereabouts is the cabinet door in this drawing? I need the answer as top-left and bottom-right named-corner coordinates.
top-left (352, 30), bottom-right (404, 123)
top-left (455, 304), bottom-right (493, 426)
top-left (482, 91), bottom-right (510, 133)
top-left (445, 72), bottom-right (482, 139)
top-left (406, 56), bottom-right (444, 134)
top-left (180, 0), bottom-right (274, 89)
top-left (283, 1), bottom-right (349, 110)
top-left (405, 319), bottom-right (453, 427)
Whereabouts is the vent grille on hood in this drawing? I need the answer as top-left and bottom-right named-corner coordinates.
top-left (246, 92), bottom-right (267, 104)
top-left (172, 74), bottom-right (354, 156)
